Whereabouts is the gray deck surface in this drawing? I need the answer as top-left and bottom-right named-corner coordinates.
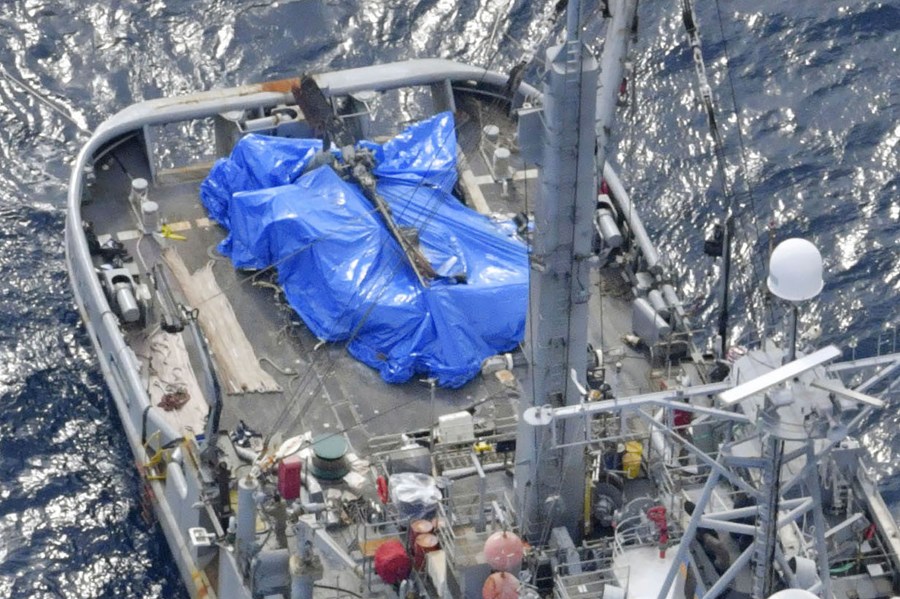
top-left (80, 100), bottom-right (660, 463)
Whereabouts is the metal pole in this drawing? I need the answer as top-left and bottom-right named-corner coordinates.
top-left (237, 474), bottom-right (259, 561)
top-left (787, 304), bottom-right (799, 363)
top-left (565, 0), bottom-right (582, 41)
top-left (806, 445), bottom-right (833, 598)
top-left (428, 378), bottom-right (436, 448)
top-left (703, 545), bottom-right (753, 599)
top-left (657, 468), bottom-right (722, 599)
top-left (752, 431), bottom-right (784, 599)
top-left (717, 215), bottom-right (734, 357)
top-left (516, 0), bottom-right (637, 544)
top-left (472, 452), bottom-right (487, 533)
top-left (636, 411), bottom-right (756, 496)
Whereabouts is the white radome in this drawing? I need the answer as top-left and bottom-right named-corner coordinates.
top-left (767, 590), bottom-right (819, 599)
top-left (767, 238), bottom-right (824, 302)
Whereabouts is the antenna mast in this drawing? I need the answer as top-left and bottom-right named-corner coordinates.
top-left (515, 0), bottom-right (638, 543)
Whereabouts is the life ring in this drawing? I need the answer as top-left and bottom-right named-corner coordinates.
top-left (377, 475), bottom-right (389, 504)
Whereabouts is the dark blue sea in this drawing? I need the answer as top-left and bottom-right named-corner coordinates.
top-left (0, 0), bottom-right (897, 596)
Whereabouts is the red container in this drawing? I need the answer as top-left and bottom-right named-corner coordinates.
top-left (374, 539), bottom-right (411, 584)
top-left (277, 455), bottom-right (302, 500)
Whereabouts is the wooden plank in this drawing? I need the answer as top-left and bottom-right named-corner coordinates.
top-left (162, 248), bottom-right (280, 394)
top-left (456, 149), bottom-right (491, 215)
top-left (155, 161), bottom-right (217, 185)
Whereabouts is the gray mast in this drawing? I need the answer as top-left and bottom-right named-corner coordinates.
top-left (515, 0), bottom-right (638, 543)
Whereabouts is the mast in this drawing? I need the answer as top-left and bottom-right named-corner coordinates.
top-left (515, 0), bottom-right (638, 543)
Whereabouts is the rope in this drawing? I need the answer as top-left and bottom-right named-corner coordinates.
top-left (0, 63), bottom-right (90, 134)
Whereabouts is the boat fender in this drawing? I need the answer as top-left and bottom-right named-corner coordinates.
top-left (377, 476), bottom-right (389, 504)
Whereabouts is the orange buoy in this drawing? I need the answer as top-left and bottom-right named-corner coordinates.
top-left (483, 530), bottom-right (525, 573)
top-left (482, 571), bottom-right (520, 599)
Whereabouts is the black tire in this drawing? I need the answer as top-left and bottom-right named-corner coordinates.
top-left (593, 482), bottom-right (624, 528)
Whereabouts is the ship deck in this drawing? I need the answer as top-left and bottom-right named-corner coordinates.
top-left (79, 97), bottom-right (662, 462)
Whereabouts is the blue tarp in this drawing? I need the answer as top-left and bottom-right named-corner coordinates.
top-left (200, 112), bottom-right (528, 388)
top-left (201, 135), bottom-right (323, 228)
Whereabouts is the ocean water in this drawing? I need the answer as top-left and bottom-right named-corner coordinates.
top-left (0, 0), bottom-right (896, 596)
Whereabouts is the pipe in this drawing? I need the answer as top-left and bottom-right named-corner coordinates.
top-left (650, 408), bottom-right (672, 464)
top-left (603, 163), bottom-right (662, 273)
top-left (444, 461), bottom-right (507, 480)
top-left (596, 208), bottom-right (623, 248)
top-left (237, 475), bottom-right (259, 559)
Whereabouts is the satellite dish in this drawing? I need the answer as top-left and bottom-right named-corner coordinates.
top-left (768, 238), bottom-right (824, 302)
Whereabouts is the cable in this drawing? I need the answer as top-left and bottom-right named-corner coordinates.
top-left (678, 0), bottom-right (754, 351)
top-left (682, 0), bottom-right (774, 344)
top-left (711, 0), bottom-right (771, 253)
top-left (0, 63), bottom-right (90, 134)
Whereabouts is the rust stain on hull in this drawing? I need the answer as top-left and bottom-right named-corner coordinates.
top-left (260, 78), bottom-right (301, 94)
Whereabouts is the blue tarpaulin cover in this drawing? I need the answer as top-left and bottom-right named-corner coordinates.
top-left (200, 112), bottom-right (527, 388)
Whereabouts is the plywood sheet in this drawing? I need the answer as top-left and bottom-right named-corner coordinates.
top-left (162, 248), bottom-right (280, 394)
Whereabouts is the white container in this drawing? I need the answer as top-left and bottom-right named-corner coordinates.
top-left (141, 200), bottom-right (159, 234)
top-left (130, 177), bottom-right (149, 212)
top-left (437, 411), bottom-right (474, 444)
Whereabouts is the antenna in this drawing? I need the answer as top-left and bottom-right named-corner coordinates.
top-left (717, 332), bottom-right (882, 597)
top-left (718, 345), bottom-right (840, 406)
top-left (768, 237), bottom-right (824, 362)
top-left (810, 377), bottom-right (885, 408)
top-left (767, 238), bottom-right (823, 302)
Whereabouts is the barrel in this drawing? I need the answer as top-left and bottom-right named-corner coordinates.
top-left (310, 434), bottom-right (350, 480)
top-left (414, 533), bottom-right (440, 570)
top-left (408, 519), bottom-right (434, 551)
top-left (622, 441), bottom-right (643, 479)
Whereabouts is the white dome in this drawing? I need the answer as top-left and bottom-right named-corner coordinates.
top-left (767, 590), bottom-right (819, 599)
top-left (767, 238), bottom-right (824, 302)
